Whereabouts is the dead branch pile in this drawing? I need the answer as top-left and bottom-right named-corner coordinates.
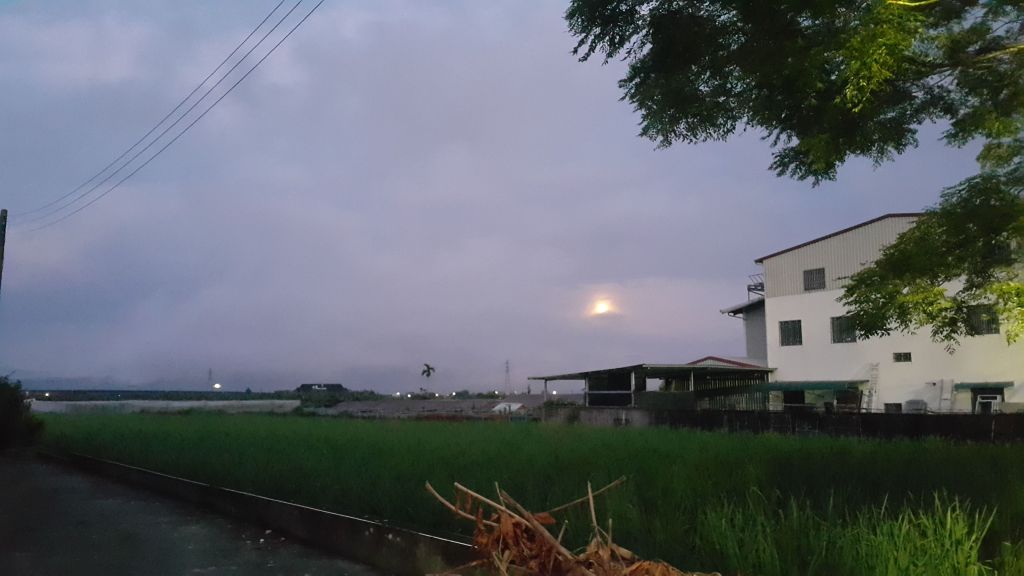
top-left (426, 478), bottom-right (719, 576)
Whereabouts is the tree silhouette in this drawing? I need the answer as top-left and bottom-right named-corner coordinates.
top-left (566, 0), bottom-right (1024, 344)
top-left (421, 364), bottom-right (435, 378)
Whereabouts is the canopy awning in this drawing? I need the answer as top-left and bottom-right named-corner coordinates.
top-left (762, 381), bottom-right (866, 392)
top-left (953, 381), bottom-right (1014, 391)
top-left (720, 297), bottom-right (765, 316)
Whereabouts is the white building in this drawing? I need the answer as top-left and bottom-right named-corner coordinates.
top-left (724, 213), bottom-right (1024, 413)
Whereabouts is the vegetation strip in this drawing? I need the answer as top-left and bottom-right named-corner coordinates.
top-left (40, 413), bottom-right (1024, 575)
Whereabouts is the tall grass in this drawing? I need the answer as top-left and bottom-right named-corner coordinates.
top-left (39, 413), bottom-right (1024, 574)
top-left (694, 494), bottom-right (999, 576)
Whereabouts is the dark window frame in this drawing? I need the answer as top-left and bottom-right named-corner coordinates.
top-left (803, 268), bottom-right (826, 291)
top-left (830, 316), bottom-right (857, 344)
top-left (966, 305), bottom-right (1000, 335)
top-left (780, 320), bottom-right (803, 346)
top-left (893, 352), bottom-right (912, 363)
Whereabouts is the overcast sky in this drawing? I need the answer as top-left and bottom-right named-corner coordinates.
top-left (0, 0), bottom-right (983, 392)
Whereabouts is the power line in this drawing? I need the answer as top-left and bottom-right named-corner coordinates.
top-left (16, 0), bottom-right (286, 220)
top-left (23, 0), bottom-right (306, 228)
top-left (30, 0), bottom-right (326, 232)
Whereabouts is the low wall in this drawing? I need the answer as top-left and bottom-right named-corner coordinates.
top-left (42, 452), bottom-right (475, 575)
top-left (31, 400), bottom-right (301, 414)
top-left (545, 407), bottom-right (1024, 441)
top-left (650, 410), bottom-right (1024, 441)
top-left (545, 406), bottom-right (652, 428)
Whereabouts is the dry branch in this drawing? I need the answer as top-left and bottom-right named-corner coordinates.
top-left (545, 476), bottom-right (627, 516)
top-left (427, 478), bottom-right (720, 576)
top-left (426, 481), bottom-right (498, 528)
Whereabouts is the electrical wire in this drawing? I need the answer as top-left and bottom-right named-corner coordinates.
top-left (30, 0), bottom-right (326, 232)
top-left (15, 0), bottom-right (287, 219)
top-left (21, 0), bottom-right (304, 227)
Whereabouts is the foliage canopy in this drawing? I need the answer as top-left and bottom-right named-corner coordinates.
top-left (0, 376), bottom-right (43, 448)
top-left (567, 0), bottom-right (1024, 343)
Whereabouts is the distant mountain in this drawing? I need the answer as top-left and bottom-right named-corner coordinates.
top-left (18, 376), bottom-right (135, 391)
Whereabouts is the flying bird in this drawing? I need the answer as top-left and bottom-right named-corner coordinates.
top-left (421, 364), bottom-right (435, 378)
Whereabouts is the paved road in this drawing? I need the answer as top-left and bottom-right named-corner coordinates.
top-left (0, 455), bottom-right (380, 576)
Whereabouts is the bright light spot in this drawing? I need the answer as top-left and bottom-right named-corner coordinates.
top-left (44, 392), bottom-right (50, 397)
top-left (212, 383), bottom-right (222, 390)
top-left (407, 394), bottom-right (412, 398)
top-left (552, 390), bottom-right (558, 395)
top-left (434, 393), bottom-right (439, 397)
top-left (590, 299), bottom-right (616, 316)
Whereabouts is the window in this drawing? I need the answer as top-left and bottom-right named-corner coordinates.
top-left (893, 352), bottom-right (912, 363)
top-left (830, 316), bottom-right (857, 343)
top-left (967, 305), bottom-right (1000, 335)
top-left (972, 388), bottom-right (1005, 414)
top-left (803, 268), bottom-right (826, 291)
top-left (780, 320), bottom-right (803, 346)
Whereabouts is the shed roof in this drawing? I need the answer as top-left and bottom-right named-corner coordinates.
top-left (529, 361), bottom-right (772, 381)
top-left (685, 355), bottom-right (766, 369)
top-left (492, 402), bottom-right (526, 413)
top-left (754, 213), bottom-right (921, 264)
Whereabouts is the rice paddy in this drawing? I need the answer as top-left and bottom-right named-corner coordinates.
top-left (39, 413), bottom-right (1024, 575)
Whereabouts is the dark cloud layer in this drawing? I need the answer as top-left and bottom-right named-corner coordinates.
top-left (0, 1), bottom-right (982, 392)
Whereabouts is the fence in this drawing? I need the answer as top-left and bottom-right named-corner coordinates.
top-left (645, 410), bottom-right (1024, 442)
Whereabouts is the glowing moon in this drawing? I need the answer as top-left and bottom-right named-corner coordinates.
top-left (591, 299), bottom-right (615, 316)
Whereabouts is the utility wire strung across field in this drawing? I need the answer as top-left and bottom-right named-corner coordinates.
top-left (21, 0), bottom-right (325, 232)
top-left (15, 0), bottom-right (287, 222)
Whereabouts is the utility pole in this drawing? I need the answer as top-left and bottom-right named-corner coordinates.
top-left (0, 209), bottom-right (7, 297)
top-left (505, 360), bottom-right (511, 396)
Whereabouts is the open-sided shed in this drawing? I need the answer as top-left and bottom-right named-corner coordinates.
top-left (530, 357), bottom-right (772, 408)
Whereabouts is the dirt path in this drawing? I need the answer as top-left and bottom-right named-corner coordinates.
top-left (0, 454), bottom-right (379, 576)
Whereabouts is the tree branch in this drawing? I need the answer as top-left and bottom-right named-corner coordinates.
top-left (975, 43), bottom-right (1024, 62)
top-left (886, 0), bottom-right (940, 6)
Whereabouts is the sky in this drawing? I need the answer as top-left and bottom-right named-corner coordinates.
top-left (0, 0), bottom-right (985, 393)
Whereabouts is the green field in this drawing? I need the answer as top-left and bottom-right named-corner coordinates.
top-left (40, 413), bottom-right (1024, 575)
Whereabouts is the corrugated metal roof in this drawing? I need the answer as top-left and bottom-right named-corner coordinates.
top-left (755, 213), bottom-right (922, 263)
top-left (684, 355), bottom-right (766, 369)
top-left (528, 364), bottom-right (643, 381)
top-left (529, 362), bottom-right (772, 381)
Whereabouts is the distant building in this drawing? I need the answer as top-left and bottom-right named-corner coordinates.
top-left (491, 402), bottom-right (526, 415)
top-left (295, 383), bottom-right (347, 394)
top-left (530, 358), bottom-right (771, 410)
top-left (533, 213), bottom-right (1023, 414)
top-left (723, 213), bottom-right (1024, 413)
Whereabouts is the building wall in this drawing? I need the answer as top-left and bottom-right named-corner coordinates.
top-left (762, 217), bottom-right (918, 298)
top-left (744, 303), bottom-right (768, 361)
top-left (765, 289), bottom-right (1024, 411)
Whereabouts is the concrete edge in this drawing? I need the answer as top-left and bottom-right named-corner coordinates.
top-left (39, 451), bottom-right (477, 576)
